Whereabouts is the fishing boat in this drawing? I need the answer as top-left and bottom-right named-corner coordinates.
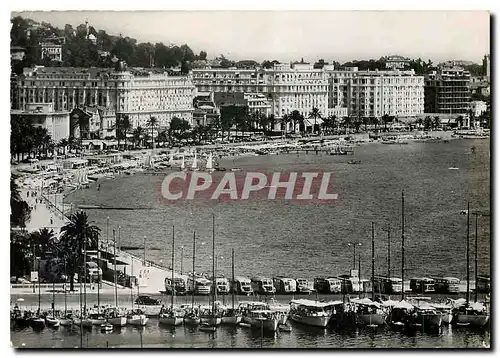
top-left (279, 323), bottom-right (292, 332)
top-left (89, 312), bottom-right (106, 326)
top-left (59, 311), bottom-right (73, 327)
top-left (105, 308), bottom-right (127, 327)
top-left (430, 303), bottom-right (453, 324)
top-left (416, 304), bottom-right (442, 329)
top-left (30, 316), bottom-right (46, 330)
top-left (245, 309), bottom-right (279, 332)
top-left (351, 298), bottom-right (386, 326)
top-left (289, 299), bottom-right (337, 328)
top-left (205, 152), bottom-right (215, 173)
top-left (45, 315), bottom-right (60, 328)
top-left (454, 301), bottom-right (490, 327)
top-left (127, 309), bottom-right (149, 326)
top-left (183, 311), bottom-right (201, 326)
top-left (267, 299), bottom-right (290, 325)
top-left (199, 323), bottom-right (217, 332)
top-left (221, 248), bottom-right (242, 325)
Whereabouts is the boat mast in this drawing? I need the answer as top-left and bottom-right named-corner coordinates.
top-left (232, 248), bottom-right (235, 311)
top-left (83, 232), bottom-right (87, 314)
top-left (474, 213), bottom-right (478, 303)
top-left (52, 281), bottom-right (55, 318)
top-left (113, 230), bottom-right (117, 308)
top-left (358, 254), bottom-right (361, 299)
top-left (171, 225), bottom-right (175, 309)
top-left (212, 214), bottom-right (216, 315)
top-left (387, 224), bottom-right (391, 279)
top-left (64, 262), bottom-right (67, 315)
top-left (466, 202), bottom-right (470, 306)
top-left (192, 231), bottom-right (196, 310)
top-left (371, 221), bottom-right (375, 301)
top-left (401, 190), bottom-right (405, 301)
top-left (37, 255), bottom-right (41, 314)
top-left (97, 227), bottom-right (100, 315)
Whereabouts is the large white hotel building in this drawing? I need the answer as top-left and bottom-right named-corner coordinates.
top-left (192, 63), bottom-right (424, 122)
top-left (13, 64), bottom-right (196, 133)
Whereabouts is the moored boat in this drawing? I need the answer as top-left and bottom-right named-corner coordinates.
top-left (127, 310), bottom-right (149, 326)
top-left (351, 298), bottom-right (386, 327)
top-left (45, 315), bottom-right (60, 328)
top-left (429, 303), bottom-right (453, 324)
top-left (159, 312), bottom-right (183, 326)
top-left (416, 305), bottom-right (442, 329)
top-left (30, 316), bottom-right (46, 329)
top-left (453, 302), bottom-right (489, 328)
top-left (289, 299), bottom-right (337, 328)
top-left (199, 323), bottom-right (217, 332)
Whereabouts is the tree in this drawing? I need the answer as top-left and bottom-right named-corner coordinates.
top-left (381, 113), bottom-right (391, 132)
top-left (280, 114), bottom-right (291, 137)
top-left (132, 126), bottom-right (145, 147)
top-left (290, 110), bottom-right (303, 134)
top-left (423, 116), bottom-right (433, 130)
top-left (308, 107), bottom-right (322, 134)
top-left (169, 117), bottom-right (191, 141)
top-left (433, 116), bottom-right (441, 130)
top-left (11, 175), bottom-right (31, 228)
top-left (29, 228), bottom-right (56, 260)
top-left (341, 117), bottom-right (352, 134)
top-left (198, 51), bottom-right (207, 61)
top-left (147, 116), bottom-right (158, 149)
top-left (456, 115), bottom-right (465, 128)
top-left (362, 117), bottom-right (370, 132)
top-left (58, 211), bottom-right (100, 291)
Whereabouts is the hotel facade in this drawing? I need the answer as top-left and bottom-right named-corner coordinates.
top-left (13, 65), bottom-right (197, 138)
top-left (192, 63), bottom-right (425, 124)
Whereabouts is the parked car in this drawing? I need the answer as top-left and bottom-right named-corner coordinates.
top-left (135, 295), bottom-right (161, 305)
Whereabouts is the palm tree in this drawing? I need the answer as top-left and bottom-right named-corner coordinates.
top-left (417, 117), bottom-right (423, 129)
top-left (267, 114), bottom-right (276, 132)
top-left (362, 117), bottom-right (370, 132)
top-left (308, 107), bottom-right (322, 134)
top-left (58, 138), bottom-right (69, 156)
top-left (381, 113), bottom-right (391, 132)
top-left (370, 117), bottom-right (380, 132)
top-left (10, 175), bottom-right (31, 228)
top-left (147, 116), bottom-right (158, 149)
top-left (280, 114), bottom-right (291, 137)
top-left (433, 116), bottom-right (441, 130)
top-left (290, 110), bottom-right (302, 134)
top-left (424, 116), bottom-right (433, 130)
top-left (29, 228), bottom-right (55, 260)
top-left (341, 117), bottom-right (352, 134)
top-left (132, 126), bottom-right (145, 148)
top-left (58, 211), bottom-right (101, 291)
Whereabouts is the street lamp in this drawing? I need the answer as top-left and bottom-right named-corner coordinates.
top-left (180, 246), bottom-right (184, 275)
top-left (106, 217), bottom-right (110, 252)
top-left (347, 242), bottom-right (362, 270)
top-left (143, 236), bottom-right (146, 266)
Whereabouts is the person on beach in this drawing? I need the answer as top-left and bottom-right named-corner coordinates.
top-left (50, 217), bottom-right (53, 225)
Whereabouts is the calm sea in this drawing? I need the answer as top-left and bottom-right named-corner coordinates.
top-left (12, 138), bottom-right (490, 349)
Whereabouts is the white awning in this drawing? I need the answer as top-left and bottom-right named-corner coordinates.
top-left (304, 117), bottom-right (324, 126)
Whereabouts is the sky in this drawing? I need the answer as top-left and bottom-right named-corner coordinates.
top-left (12, 10), bottom-right (490, 64)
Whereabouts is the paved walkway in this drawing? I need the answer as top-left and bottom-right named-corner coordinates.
top-left (21, 189), bottom-right (68, 233)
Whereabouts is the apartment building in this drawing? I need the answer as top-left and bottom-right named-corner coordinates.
top-left (424, 67), bottom-right (471, 115)
top-left (326, 67), bottom-right (424, 118)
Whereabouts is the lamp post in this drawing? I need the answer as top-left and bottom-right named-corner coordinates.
top-left (143, 236), bottom-right (146, 266)
top-left (180, 246), bottom-right (184, 275)
top-left (347, 242), bottom-right (362, 270)
top-left (106, 217), bottom-right (110, 252)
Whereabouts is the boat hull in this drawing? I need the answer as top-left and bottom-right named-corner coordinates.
top-left (46, 317), bottom-right (60, 328)
top-left (356, 314), bottom-right (385, 326)
top-left (159, 316), bottom-right (183, 326)
top-left (183, 317), bottom-right (201, 326)
top-left (249, 318), bottom-right (278, 332)
top-left (91, 318), bottom-right (106, 326)
top-left (127, 315), bottom-right (149, 326)
top-left (82, 319), bottom-right (93, 328)
top-left (441, 313), bottom-right (453, 325)
top-left (221, 315), bottom-right (242, 325)
top-left (455, 314), bottom-right (489, 327)
top-left (290, 314), bottom-right (329, 328)
top-left (30, 318), bottom-right (46, 329)
top-left (200, 317), bottom-right (222, 326)
top-left (59, 318), bottom-right (73, 327)
top-left (418, 314), bottom-right (442, 328)
top-left (107, 317), bottom-right (127, 327)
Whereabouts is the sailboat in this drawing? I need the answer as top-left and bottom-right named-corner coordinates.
top-left (45, 282), bottom-right (60, 328)
top-left (30, 263), bottom-right (46, 330)
top-left (184, 231), bottom-right (201, 326)
top-left (180, 155), bottom-right (186, 171)
top-left (205, 153), bottom-right (215, 173)
top-left (159, 225), bottom-right (183, 326)
top-left (105, 230), bottom-right (126, 327)
top-left (454, 202), bottom-right (490, 328)
top-left (59, 268), bottom-right (73, 326)
top-left (221, 248), bottom-right (242, 324)
top-left (200, 215), bottom-right (222, 327)
top-left (191, 151), bottom-right (199, 171)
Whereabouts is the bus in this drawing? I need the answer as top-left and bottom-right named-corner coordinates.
top-left (251, 277), bottom-right (275, 295)
top-left (373, 276), bottom-right (402, 294)
top-left (187, 276), bottom-right (212, 295)
top-left (410, 277), bottom-right (435, 293)
top-left (232, 276), bottom-right (253, 295)
top-left (433, 277), bottom-right (460, 294)
top-left (273, 277), bottom-right (297, 294)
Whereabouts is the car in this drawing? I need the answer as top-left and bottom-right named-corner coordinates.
top-left (135, 295), bottom-right (161, 306)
